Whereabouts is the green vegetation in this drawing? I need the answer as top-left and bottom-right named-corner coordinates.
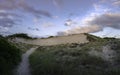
top-left (0, 35), bottom-right (21, 75)
top-left (7, 33), bottom-right (37, 53)
top-left (29, 45), bottom-right (106, 75)
top-left (48, 36), bottom-right (54, 38)
top-left (29, 34), bottom-right (120, 75)
top-left (84, 33), bottom-right (103, 42)
top-left (7, 33), bottom-right (35, 39)
top-left (11, 42), bottom-right (36, 53)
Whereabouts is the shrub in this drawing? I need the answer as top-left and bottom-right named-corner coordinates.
top-left (84, 33), bottom-right (102, 42)
top-left (7, 33), bottom-right (34, 39)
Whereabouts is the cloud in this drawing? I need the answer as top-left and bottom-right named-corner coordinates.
top-left (64, 19), bottom-right (73, 26)
top-left (0, 11), bottom-right (21, 27)
top-left (0, 26), bottom-right (9, 32)
top-left (0, 0), bottom-right (52, 18)
top-left (93, 4), bottom-right (101, 11)
top-left (57, 31), bottom-right (68, 36)
top-left (0, 11), bottom-right (22, 33)
top-left (57, 25), bottom-right (102, 36)
top-left (52, 0), bottom-right (63, 9)
top-left (33, 18), bottom-right (39, 22)
top-left (58, 13), bottom-right (120, 36)
top-left (0, 0), bottom-right (18, 10)
top-left (0, 10), bottom-right (6, 13)
top-left (18, 1), bottom-right (52, 18)
top-left (100, 0), bottom-right (106, 3)
top-left (42, 22), bottom-right (55, 28)
top-left (28, 27), bottom-right (39, 31)
top-left (0, 12), bottom-right (22, 19)
top-left (52, 16), bottom-right (59, 19)
top-left (113, 0), bottom-right (120, 6)
top-left (88, 13), bottom-right (120, 29)
top-left (0, 18), bottom-right (16, 27)
top-left (0, 0), bottom-right (52, 34)
top-left (99, 0), bottom-right (120, 7)
top-left (64, 19), bottom-right (77, 26)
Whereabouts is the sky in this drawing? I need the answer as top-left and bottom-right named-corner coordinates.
top-left (0, 0), bottom-right (120, 38)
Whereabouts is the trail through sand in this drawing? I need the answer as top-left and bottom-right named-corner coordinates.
top-left (16, 47), bottom-right (38, 75)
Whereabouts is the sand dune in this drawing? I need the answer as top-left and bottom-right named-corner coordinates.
top-left (12, 34), bottom-right (88, 46)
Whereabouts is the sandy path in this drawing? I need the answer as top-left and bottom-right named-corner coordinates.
top-left (16, 47), bottom-right (38, 75)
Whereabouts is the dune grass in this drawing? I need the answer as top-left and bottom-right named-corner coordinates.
top-left (0, 36), bottom-right (21, 75)
top-left (29, 45), bottom-right (108, 75)
top-left (11, 42), bottom-right (36, 53)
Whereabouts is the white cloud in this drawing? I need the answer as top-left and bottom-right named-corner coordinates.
top-left (113, 0), bottom-right (120, 6)
top-left (33, 18), bottom-right (39, 24)
top-left (0, 12), bottom-right (20, 28)
top-left (52, 16), bottom-right (59, 19)
top-left (64, 19), bottom-right (73, 26)
top-left (93, 4), bottom-right (101, 11)
top-left (42, 22), bottom-right (55, 28)
top-left (57, 25), bottom-right (102, 36)
top-left (58, 12), bottom-right (120, 35)
top-left (0, 26), bottom-right (9, 32)
top-left (52, 0), bottom-right (63, 9)
top-left (0, 10), bottom-right (6, 13)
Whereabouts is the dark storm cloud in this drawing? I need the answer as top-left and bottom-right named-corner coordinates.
top-left (89, 13), bottom-right (120, 29)
top-left (28, 27), bottom-right (39, 31)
